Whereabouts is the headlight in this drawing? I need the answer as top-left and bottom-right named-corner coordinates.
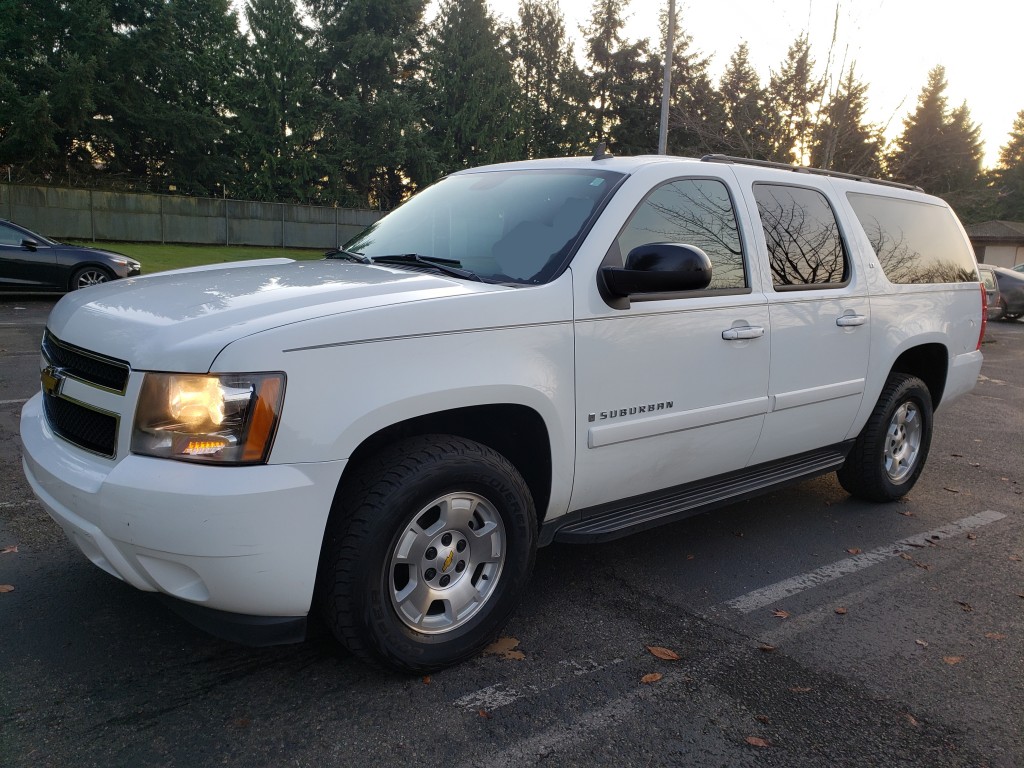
top-left (131, 372), bottom-right (285, 464)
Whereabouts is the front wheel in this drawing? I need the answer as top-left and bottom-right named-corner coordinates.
top-left (70, 265), bottom-right (112, 290)
top-left (838, 373), bottom-right (933, 502)
top-left (320, 435), bottom-right (537, 673)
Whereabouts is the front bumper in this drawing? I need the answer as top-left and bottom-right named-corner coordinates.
top-left (20, 392), bottom-right (346, 620)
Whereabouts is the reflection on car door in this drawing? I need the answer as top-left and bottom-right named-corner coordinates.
top-left (739, 177), bottom-right (870, 464)
top-left (0, 224), bottom-right (59, 289)
top-left (571, 174), bottom-right (771, 511)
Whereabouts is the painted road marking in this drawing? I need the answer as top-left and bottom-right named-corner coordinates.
top-left (453, 657), bottom-right (623, 712)
top-left (723, 510), bottom-right (1007, 614)
top-left (0, 398), bottom-right (29, 405)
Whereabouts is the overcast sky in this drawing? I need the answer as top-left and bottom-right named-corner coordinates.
top-left (472, 0), bottom-right (1022, 167)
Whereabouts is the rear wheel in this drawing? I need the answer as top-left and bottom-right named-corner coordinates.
top-left (320, 435), bottom-right (537, 673)
top-left (838, 373), bottom-right (933, 502)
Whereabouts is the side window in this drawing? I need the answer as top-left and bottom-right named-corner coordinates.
top-left (0, 224), bottom-right (24, 246)
top-left (614, 178), bottom-right (747, 290)
top-left (846, 192), bottom-right (977, 284)
top-left (753, 184), bottom-right (848, 288)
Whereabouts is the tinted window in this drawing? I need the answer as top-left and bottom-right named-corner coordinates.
top-left (345, 169), bottom-right (622, 284)
top-left (0, 224), bottom-right (24, 246)
top-left (754, 184), bottom-right (848, 288)
top-left (614, 178), bottom-right (746, 290)
top-left (846, 193), bottom-right (976, 284)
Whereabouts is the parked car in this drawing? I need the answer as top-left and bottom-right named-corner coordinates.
top-left (980, 266), bottom-right (1003, 320)
top-left (979, 264), bottom-right (1024, 320)
top-left (21, 154), bottom-right (985, 673)
top-left (0, 219), bottom-right (141, 291)
top-left (1012, 263), bottom-right (1024, 274)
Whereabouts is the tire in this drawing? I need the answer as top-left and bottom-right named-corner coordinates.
top-left (320, 435), bottom-right (537, 673)
top-left (70, 265), bottom-right (112, 290)
top-left (837, 373), bottom-right (933, 502)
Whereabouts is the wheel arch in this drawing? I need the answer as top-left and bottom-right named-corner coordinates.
top-left (889, 342), bottom-right (948, 409)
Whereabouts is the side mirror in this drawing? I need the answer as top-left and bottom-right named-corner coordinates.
top-left (600, 243), bottom-right (713, 297)
top-left (21, 238), bottom-right (38, 251)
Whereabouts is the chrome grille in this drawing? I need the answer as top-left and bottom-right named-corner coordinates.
top-left (42, 392), bottom-right (118, 458)
top-left (42, 331), bottom-right (130, 393)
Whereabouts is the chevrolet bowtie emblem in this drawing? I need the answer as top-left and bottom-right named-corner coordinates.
top-left (41, 365), bottom-right (64, 397)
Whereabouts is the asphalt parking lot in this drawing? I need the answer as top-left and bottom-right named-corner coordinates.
top-left (1, 297), bottom-right (1021, 767)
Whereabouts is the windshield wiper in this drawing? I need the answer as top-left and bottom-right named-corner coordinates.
top-left (324, 248), bottom-right (371, 263)
top-left (371, 254), bottom-right (484, 282)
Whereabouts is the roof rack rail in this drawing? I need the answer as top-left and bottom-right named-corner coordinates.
top-left (700, 154), bottom-right (923, 192)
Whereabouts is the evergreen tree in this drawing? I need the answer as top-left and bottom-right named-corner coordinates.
top-left (662, 8), bottom-right (723, 156)
top-left (103, 0), bottom-right (243, 194)
top-left (764, 34), bottom-right (824, 164)
top-left (582, 0), bottom-right (629, 144)
top-left (889, 66), bottom-right (984, 206)
top-left (717, 42), bottom-right (770, 158)
top-left (310, 0), bottom-right (429, 208)
top-left (510, 0), bottom-right (589, 158)
top-left (233, 0), bottom-right (318, 203)
top-left (992, 109), bottom-right (1024, 221)
top-left (810, 66), bottom-right (882, 176)
top-left (607, 39), bottom-right (662, 154)
top-left (0, 0), bottom-right (116, 180)
top-left (420, 0), bottom-right (523, 173)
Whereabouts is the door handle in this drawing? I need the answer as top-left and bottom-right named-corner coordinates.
top-left (722, 326), bottom-right (765, 341)
top-left (836, 314), bottom-right (867, 327)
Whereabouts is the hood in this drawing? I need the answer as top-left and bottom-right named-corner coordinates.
top-left (46, 259), bottom-right (498, 371)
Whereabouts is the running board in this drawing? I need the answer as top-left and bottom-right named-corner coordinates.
top-left (546, 442), bottom-right (853, 545)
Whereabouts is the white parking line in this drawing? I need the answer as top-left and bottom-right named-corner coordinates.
top-left (453, 657), bottom-right (623, 712)
top-left (723, 510), bottom-right (1007, 614)
top-left (0, 398), bottom-right (29, 405)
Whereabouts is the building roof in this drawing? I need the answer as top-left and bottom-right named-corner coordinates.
top-left (966, 220), bottom-right (1024, 242)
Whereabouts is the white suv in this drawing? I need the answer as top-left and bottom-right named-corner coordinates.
top-left (20, 154), bottom-right (986, 672)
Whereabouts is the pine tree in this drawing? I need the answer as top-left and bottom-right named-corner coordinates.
top-left (510, 0), bottom-right (589, 158)
top-left (607, 39), bottom-right (662, 154)
top-left (992, 109), bottom-right (1024, 221)
top-left (810, 66), bottom-right (882, 176)
top-left (233, 0), bottom-right (318, 203)
top-left (889, 66), bottom-right (984, 207)
top-left (663, 7), bottom-right (723, 156)
top-left (582, 0), bottom-right (629, 144)
top-left (764, 34), bottom-right (824, 164)
top-left (420, 0), bottom-right (524, 173)
top-left (310, 0), bottom-right (429, 208)
top-left (717, 43), bottom-right (770, 159)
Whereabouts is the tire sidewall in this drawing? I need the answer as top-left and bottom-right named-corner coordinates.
top-left (340, 448), bottom-right (536, 671)
top-left (873, 378), bottom-right (933, 497)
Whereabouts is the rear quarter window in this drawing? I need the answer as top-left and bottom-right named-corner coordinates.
top-left (846, 193), bottom-right (976, 284)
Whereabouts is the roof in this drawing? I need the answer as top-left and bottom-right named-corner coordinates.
top-left (966, 220), bottom-right (1024, 242)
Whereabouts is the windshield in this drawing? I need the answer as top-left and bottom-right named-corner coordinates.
top-left (344, 168), bottom-right (624, 284)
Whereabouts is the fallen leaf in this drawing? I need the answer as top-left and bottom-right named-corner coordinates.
top-left (0, 585), bottom-right (13, 594)
top-left (956, 601), bottom-right (973, 612)
top-left (950, 453), bottom-right (963, 457)
top-left (834, 607), bottom-right (848, 615)
top-left (915, 639), bottom-right (929, 648)
top-left (686, 554), bottom-right (695, 560)
top-left (1010, 555), bottom-right (1023, 562)
top-left (641, 672), bottom-right (663, 684)
top-left (966, 533), bottom-right (977, 541)
top-left (755, 715), bottom-right (770, 724)
top-left (483, 637), bottom-right (525, 661)
top-left (478, 709), bottom-right (492, 720)
top-left (789, 686), bottom-right (812, 693)
top-left (942, 656), bottom-right (964, 665)
top-left (1, 545), bottom-right (16, 555)
top-left (772, 610), bottom-right (790, 619)
top-left (846, 547), bottom-right (862, 555)
top-left (759, 643), bottom-right (776, 653)
top-left (899, 510), bottom-right (914, 516)
top-left (905, 713), bottom-right (920, 727)
top-left (422, 676), bottom-right (431, 685)
top-left (984, 632), bottom-right (1007, 640)
top-left (646, 645), bottom-right (680, 661)
top-left (745, 736), bottom-right (771, 748)
top-left (913, 561), bottom-right (932, 570)
top-left (899, 552), bottom-right (913, 561)
top-left (942, 487), bottom-right (959, 494)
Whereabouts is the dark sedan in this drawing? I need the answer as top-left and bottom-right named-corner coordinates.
top-left (0, 219), bottom-right (141, 292)
top-left (979, 264), bottom-right (1024, 321)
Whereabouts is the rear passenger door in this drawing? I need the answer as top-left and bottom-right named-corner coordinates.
top-left (736, 176), bottom-right (871, 464)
